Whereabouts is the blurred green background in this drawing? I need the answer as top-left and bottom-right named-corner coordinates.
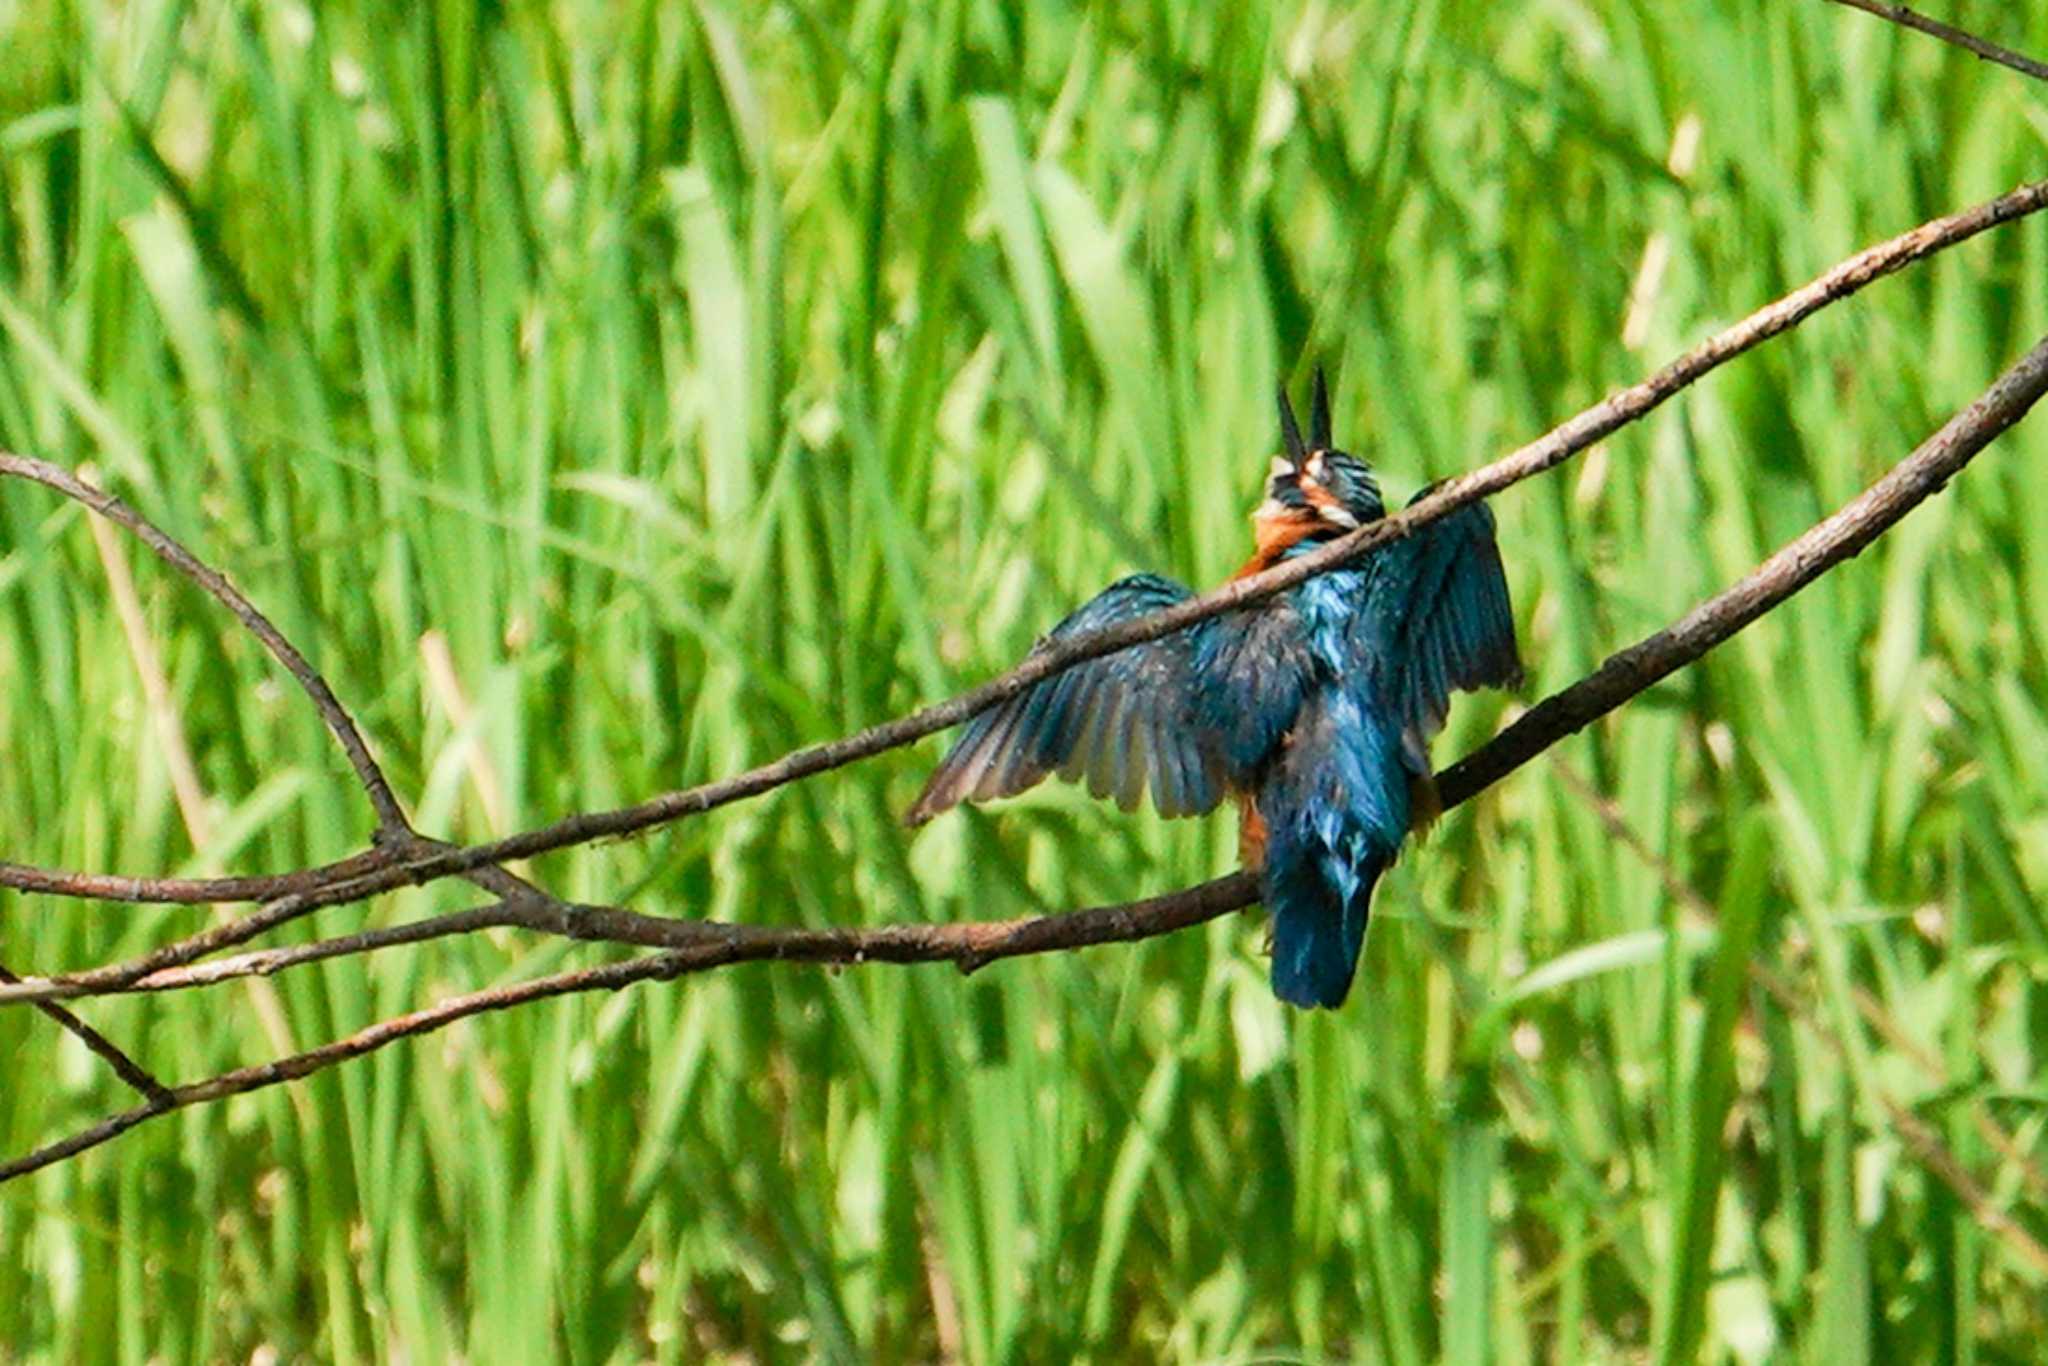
top-left (3, 1), bottom-right (2047, 1360)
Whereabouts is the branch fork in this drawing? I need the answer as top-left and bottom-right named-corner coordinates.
top-left (3, 90), bottom-right (2048, 1264)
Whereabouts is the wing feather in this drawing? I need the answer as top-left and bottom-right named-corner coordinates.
top-left (1194, 602), bottom-right (1316, 779)
top-left (1047, 666), bottom-right (1100, 773)
top-left (982, 699), bottom-right (1040, 798)
top-left (997, 677), bottom-right (1064, 790)
top-left (1152, 704), bottom-right (1198, 817)
top-left (1357, 491), bottom-right (1522, 766)
top-left (1115, 704), bottom-right (1148, 811)
top-left (907, 573), bottom-right (1230, 825)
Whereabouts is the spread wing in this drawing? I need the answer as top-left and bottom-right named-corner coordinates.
top-left (1193, 597), bottom-right (1317, 779)
top-left (1358, 490), bottom-right (1522, 767)
top-left (906, 574), bottom-right (1229, 825)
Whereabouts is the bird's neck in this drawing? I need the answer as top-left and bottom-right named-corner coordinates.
top-left (1231, 514), bottom-right (1326, 581)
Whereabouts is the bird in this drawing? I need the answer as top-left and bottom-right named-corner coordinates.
top-left (906, 370), bottom-right (1521, 1007)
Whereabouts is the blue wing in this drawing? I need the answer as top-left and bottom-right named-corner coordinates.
top-left (906, 574), bottom-right (1231, 825)
top-left (1358, 490), bottom-right (1522, 769)
top-left (1193, 598), bottom-right (1319, 779)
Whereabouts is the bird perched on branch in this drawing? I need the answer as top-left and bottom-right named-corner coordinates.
top-left (907, 371), bottom-right (1521, 1007)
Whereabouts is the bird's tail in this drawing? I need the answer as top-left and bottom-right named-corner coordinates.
top-left (1264, 838), bottom-right (1390, 1009)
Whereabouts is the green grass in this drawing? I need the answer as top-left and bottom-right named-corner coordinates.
top-left (3, 1), bottom-right (2048, 1359)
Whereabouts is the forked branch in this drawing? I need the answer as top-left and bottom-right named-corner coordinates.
top-left (5, 175), bottom-right (2043, 922)
top-left (4, 141), bottom-right (2048, 1266)
top-left (4, 327), bottom-right (2047, 1186)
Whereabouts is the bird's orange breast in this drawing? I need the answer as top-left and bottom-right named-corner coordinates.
top-left (1226, 514), bottom-right (1325, 867)
top-left (1236, 792), bottom-right (1268, 870)
top-left (1232, 514), bottom-right (1322, 581)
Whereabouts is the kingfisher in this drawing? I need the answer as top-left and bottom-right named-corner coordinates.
top-left (907, 371), bottom-right (1521, 1007)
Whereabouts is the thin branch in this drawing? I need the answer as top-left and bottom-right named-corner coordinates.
top-left (1826, 0), bottom-right (2048, 84)
top-left (0, 959), bottom-right (173, 1103)
top-left (0, 849), bottom-right (396, 904)
top-left (2, 176), bottom-right (2042, 925)
top-left (1439, 328), bottom-right (2048, 805)
top-left (0, 834), bottom-right (578, 1004)
top-left (9, 889), bottom-right (384, 1000)
top-left (0, 875), bottom-right (1258, 1183)
top-left (52, 901), bottom-right (629, 995)
top-left (1849, 989), bottom-right (2048, 1203)
top-left (8, 320), bottom-right (2048, 1015)
top-left (0, 876), bottom-right (1257, 1006)
top-left (10, 173), bottom-right (2024, 932)
top-left (5, 189), bottom-right (2048, 1182)
top-left (0, 454), bottom-right (410, 834)
top-left (1875, 1095), bottom-right (2048, 1275)
top-left (3, 327), bottom-right (2045, 1188)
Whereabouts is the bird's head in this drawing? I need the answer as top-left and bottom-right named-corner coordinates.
top-left (1254, 368), bottom-right (1384, 542)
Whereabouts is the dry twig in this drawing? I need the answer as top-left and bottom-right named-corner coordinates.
top-left (0, 959), bottom-right (172, 1104)
top-left (0, 456), bottom-right (410, 836)
top-left (1826, 0), bottom-right (2048, 85)
top-left (4, 149), bottom-right (2048, 1232)
top-left (4, 325), bottom-right (2046, 1183)
top-left (4, 176), bottom-right (2042, 924)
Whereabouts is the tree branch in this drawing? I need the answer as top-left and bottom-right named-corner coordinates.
top-left (0, 834), bottom-right (581, 1005)
top-left (7, 174), bottom-right (2036, 927)
top-left (0, 455), bottom-right (411, 835)
top-left (1825, 0), bottom-right (2048, 84)
top-left (1438, 325), bottom-right (2048, 805)
top-left (4, 327), bottom-right (2045, 1189)
top-left (0, 848), bottom-right (398, 905)
top-left (4, 182), bottom-right (2048, 1186)
top-left (0, 959), bottom-right (172, 1103)
top-left (311, 174), bottom-right (2048, 888)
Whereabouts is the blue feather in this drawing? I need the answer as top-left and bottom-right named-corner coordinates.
top-left (910, 573), bottom-right (1243, 825)
top-left (1356, 496), bottom-right (1521, 755)
top-left (1250, 550), bottom-right (1415, 1007)
top-left (1195, 606), bottom-right (1312, 780)
top-left (1050, 668), bottom-right (1105, 778)
top-left (911, 479), bottom-right (1520, 1010)
top-left (1260, 689), bottom-right (1408, 1008)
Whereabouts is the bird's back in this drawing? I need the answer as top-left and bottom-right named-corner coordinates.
top-left (1252, 566), bottom-right (1414, 1007)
